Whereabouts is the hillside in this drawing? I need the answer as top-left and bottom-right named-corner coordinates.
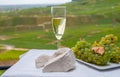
top-left (17, 0), bottom-right (120, 16)
top-left (1, 0), bottom-right (120, 15)
top-left (0, 0), bottom-right (120, 27)
top-left (0, 0), bottom-right (120, 49)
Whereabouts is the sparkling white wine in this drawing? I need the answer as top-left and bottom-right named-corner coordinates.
top-left (52, 17), bottom-right (66, 40)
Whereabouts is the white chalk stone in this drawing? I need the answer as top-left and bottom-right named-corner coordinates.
top-left (42, 47), bottom-right (76, 72)
top-left (35, 54), bottom-right (51, 68)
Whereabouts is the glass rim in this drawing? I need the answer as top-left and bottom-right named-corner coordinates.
top-left (51, 6), bottom-right (66, 17)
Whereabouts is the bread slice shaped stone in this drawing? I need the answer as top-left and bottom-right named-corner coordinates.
top-left (42, 47), bottom-right (76, 72)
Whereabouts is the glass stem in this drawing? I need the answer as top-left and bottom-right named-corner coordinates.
top-left (57, 39), bottom-right (61, 48)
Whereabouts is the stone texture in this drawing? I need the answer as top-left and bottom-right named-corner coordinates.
top-left (35, 54), bottom-right (51, 68)
top-left (35, 47), bottom-right (76, 72)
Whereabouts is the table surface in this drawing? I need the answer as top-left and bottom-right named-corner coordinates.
top-left (1, 49), bottom-right (120, 77)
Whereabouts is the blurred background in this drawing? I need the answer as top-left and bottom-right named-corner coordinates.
top-left (0, 0), bottom-right (120, 75)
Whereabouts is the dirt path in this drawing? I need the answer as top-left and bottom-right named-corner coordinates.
top-left (0, 60), bottom-right (18, 66)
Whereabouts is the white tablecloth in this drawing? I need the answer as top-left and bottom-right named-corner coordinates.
top-left (1, 49), bottom-right (120, 77)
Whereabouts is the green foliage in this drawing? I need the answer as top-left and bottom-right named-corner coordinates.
top-left (1, 0), bottom-right (120, 27)
top-left (0, 70), bottom-right (5, 76)
top-left (12, 17), bottom-right (37, 26)
top-left (65, 0), bottom-right (120, 15)
top-left (0, 29), bottom-right (56, 49)
top-left (1, 24), bottom-right (120, 49)
top-left (0, 50), bottom-right (27, 61)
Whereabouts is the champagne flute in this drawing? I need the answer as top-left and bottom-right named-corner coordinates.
top-left (51, 6), bottom-right (66, 48)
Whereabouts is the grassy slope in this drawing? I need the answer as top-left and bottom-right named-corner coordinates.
top-left (0, 29), bottom-right (56, 49)
top-left (0, 70), bottom-right (5, 76)
top-left (1, 0), bottom-right (120, 26)
top-left (0, 0), bottom-right (120, 46)
top-left (0, 0), bottom-right (120, 49)
top-left (1, 0), bottom-right (120, 16)
top-left (0, 1), bottom-right (120, 52)
top-left (66, 0), bottom-right (120, 15)
top-left (0, 50), bottom-right (27, 61)
top-left (16, 0), bottom-right (120, 16)
top-left (0, 24), bottom-right (120, 49)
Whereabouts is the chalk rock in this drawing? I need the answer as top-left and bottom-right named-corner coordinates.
top-left (35, 54), bottom-right (51, 68)
top-left (43, 47), bottom-right (76, 72)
